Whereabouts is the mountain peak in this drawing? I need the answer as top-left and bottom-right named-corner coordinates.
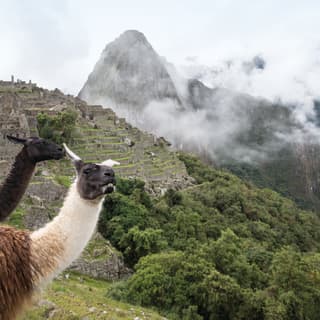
top-left (116, 30), bottom-right (148, 45)
top-left (79, 30), bottom-right (181, 112)
top-left (102, 29), bottom-right (153, 55)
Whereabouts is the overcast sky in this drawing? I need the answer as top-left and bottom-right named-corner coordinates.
top-left (0, 0), bottom-right (320, 101)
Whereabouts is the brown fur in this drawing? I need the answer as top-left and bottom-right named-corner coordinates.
top-left (0, 226), bottom-right (65, 320)
top-left (0, 226), bottom-right (39, 320)
top-left (30, 231), bottom-right (65, 282)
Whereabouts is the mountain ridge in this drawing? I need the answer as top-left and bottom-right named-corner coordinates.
top-left (78, 29), bottom-right (320, 210)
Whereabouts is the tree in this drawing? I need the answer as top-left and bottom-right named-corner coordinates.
top-left (124, 251), bottom-right (211, 319)
top-left (266, 248), bottom-right (320, 320)
top-left (37, 110), bottom-right (77, 144)
top-left (119, 226), bottom-right (167, 266)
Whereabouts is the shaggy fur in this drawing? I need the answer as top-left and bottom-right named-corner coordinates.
top-left (0, 227), bottom-right (39, 320)
top-left (0, 223), bottom-right (64, 320)
top-left (0, 182), bottom-right (106, 319)
top-left (31, 180), bottom-right (103, 286)
top-left (0, 145), bottom-right (116, 319)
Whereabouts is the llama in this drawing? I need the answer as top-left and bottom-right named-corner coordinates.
top-left (0, 144), bottom-right (120, 319)
top-left (0, 135), bottom-right (65, 221)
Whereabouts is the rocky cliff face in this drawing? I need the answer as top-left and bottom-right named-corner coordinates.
top-left (79, 30), bottom-right (182, 117)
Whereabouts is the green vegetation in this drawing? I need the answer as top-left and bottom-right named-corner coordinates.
top-left (54, 175), bottom-right (72, 188)
top-left (223, 146), bottom-right (320, 211)
top-left (6, 207), bottom-right (25, 228)
top-left (24, 272), bottom-right (164, 320)
top-left (2, 84), bottom-right (320, 319)
top-left (81, 234), bottom-right (115, 262)
top-left (37, 110), bottom-right (78, 144)
top-left (99, 153), bottom-right (320, 320)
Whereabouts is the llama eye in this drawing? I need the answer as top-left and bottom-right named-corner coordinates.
top-left (83, 168), bottom-right (91, 174)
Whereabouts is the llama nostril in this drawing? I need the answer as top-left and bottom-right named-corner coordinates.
top-left (104, 172), bottom-right (111, 176)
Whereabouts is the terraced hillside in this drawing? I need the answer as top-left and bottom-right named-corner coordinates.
top-left (0, 84), bottom-right (191, 193)
top-left (0, 82), bottom-right (192, 281)
top-left (0, 82), bottom-right (192, 318)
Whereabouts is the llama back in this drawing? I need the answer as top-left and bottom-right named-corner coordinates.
top-left (0, 226), bottom-right (39, 320)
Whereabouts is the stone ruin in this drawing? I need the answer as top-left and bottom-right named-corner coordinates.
top-left (0, 75), bottom-right (36, 92)
top-left (0, 79), bottom-right (195, 280)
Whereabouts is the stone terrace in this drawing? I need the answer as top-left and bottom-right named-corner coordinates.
top-left (0, 84), bottom-right (192, 194)
top-left (0, 82), bottom-right (193, 279)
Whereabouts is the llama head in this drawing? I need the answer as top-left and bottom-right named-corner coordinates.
top-left (7, 135), bottom-right (65, 162)
top-left (63, 143), bottom-right (120, 200)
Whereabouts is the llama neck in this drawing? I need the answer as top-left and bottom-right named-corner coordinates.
top-left (31, 180), bottom-right (104, 284)
top-left (0, 149), bottom-right (35, 221)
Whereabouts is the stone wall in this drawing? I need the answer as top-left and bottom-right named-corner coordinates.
top-left (69, 234), bottom-right (131, 280)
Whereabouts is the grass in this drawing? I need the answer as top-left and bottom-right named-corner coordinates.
top-left (24, 272), bottom-right (166, 320)
top-left (5, 207), bottom-right (25, 228)
top-left (54, 175), bottom-right (72, 188)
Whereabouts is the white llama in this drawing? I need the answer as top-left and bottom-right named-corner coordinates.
top-left (0, 144), bottom-right (119, 319)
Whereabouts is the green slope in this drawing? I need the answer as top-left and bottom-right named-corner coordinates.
top-left (97, 153), bottom-right (320, 320)
top-left (24, 272), bottom-right (165, 320)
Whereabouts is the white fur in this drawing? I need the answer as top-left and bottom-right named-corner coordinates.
top-left (63, 143), bottom-right (81, 161)
top-left (100, 159), bottom-right (120, 167)
top-left (31, 179), bottom-right (104, 285)
top-left (31, 145), bottom-right (119, 287)
top-left (63, 143), bottom-right (120, 168)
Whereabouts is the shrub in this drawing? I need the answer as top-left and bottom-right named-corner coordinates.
top-left (37, 110), bottom-right (77, 144)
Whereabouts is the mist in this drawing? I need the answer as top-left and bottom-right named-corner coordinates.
top-left (179, 44), bottom-right (320, 123)
top-left (89, 48), bottom-right (320, 166)
top-left (2, 0), bottom-right (320, 165)
top-left (94, 85), bottom-right (310, 166)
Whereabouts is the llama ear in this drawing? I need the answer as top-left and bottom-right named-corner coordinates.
top-left (100, 159), bottom-right (120, 167)
top-left (6, 135), bottom-right (27, 145)
top-left (63, 143), bottom-right (83, 172)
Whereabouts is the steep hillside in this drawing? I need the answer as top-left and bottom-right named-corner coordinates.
top-left (0, 80), bottom-right (192, 318)
top-left (99, 153), bottom-right (320, 319)
top-left (0, 81), bottom-right (191, 193)
top-left (0, 80), bottom-right (192, 282)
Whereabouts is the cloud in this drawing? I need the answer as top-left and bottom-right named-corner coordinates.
top-left (1, 0), bottom-right (320, 97)
top-left (179, 43), bottom-right (320, 122)
top-left (2, 1), bottom-right (320, 165)
top-left (96, 43), bottom-right (320, 165)
top-left (0, 0), bottom-right (90, 93)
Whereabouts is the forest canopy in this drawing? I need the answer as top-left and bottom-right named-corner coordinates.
top-left (98, 153), bottom-right (320, 320)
